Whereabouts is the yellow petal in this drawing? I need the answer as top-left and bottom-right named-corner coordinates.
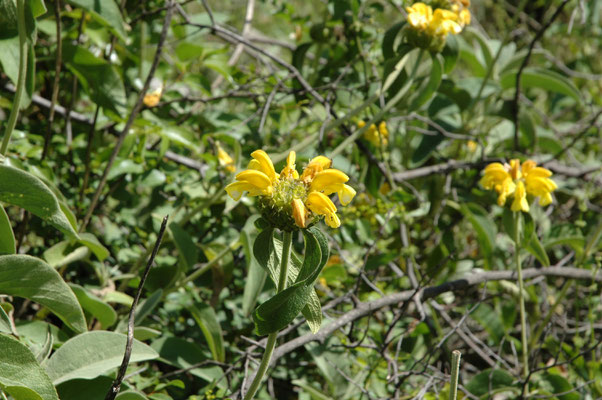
top-left (247, 159), bottom-right (262, 171)
top-left (310, 169), bottom-right (349, 192)
top-left (225, 182), bottom-right (253, 201)
top-left (509, 159), bottom-right (522, 180)
top-left (497, 177), bottom-right (516, 206)
top-left (511, 181), bottom-right (529, 212)
top-left (325, 212), bottom-right (341, 228)
top-left (539, 191), bottom-right (553, 206)
top-left (292, 199), bottom-right (307, 228)
top-left (321, 183), bottom-right (356, 206)
top-left (251, 150), bottom-right (277, 182)
top-left (306, 192), bottom-right (337, 215)
top-left (236, 169), bottom-right (272, 189)
top-left (301, 155), bottom-right (333, 180)
top-left (280, 151), bottom-right (298, 179)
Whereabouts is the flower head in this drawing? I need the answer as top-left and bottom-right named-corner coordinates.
top-left (480, 159), bottom-right (558, 213)
top-left (143, 79), bottom-right (164, 107)
top-left (404, 1), bottom-right (470, 51)
top-left (359, 120), bottom-right (389, 147)
top-left (216, 142), bottom-right (236, 173)
top-left (225, 150), bottom-right (356, 230)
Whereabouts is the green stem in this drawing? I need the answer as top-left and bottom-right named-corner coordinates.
top-left (449, 350), bottom-right (461, 400)
top-left (514, 211), bottom-right (529, 378)
top-left (1, 0), bottom-right (28, 157)
top-left (243, 231), bottom-right (292, 400)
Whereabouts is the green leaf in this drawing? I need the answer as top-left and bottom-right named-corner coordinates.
top-left (539, 371), bottom-right (580, 400)
top-left (189, 304), bottom-right (225, 362)
top-left (62, 42), bottom-right (126, 116)
top-left (65, 0), bottom-right (126, 41)
top-left (525, 233), bottom-right (550, 267)
top-left (472, 303), bottom-right (504, 344)
top-left (107, 159), bottom-right (145, 180)
top-left (381, 21), bottom-right (405, 60)
top-left (0, 165), bottom-right (79, 239)
top-left (169, 222), bottom-right (198, 271)
top-left (253, 228), bottom-right (325, 333)
top-left (0, 255), bottom-right (87, 333)
top-left (440, 34), bottom-right (459, 73)
top-left (253, 227), bottom-right (328, 335)
top-left (0, 204), bottom-right (15, 255)
top-left (78, 233), bottom-right (110, 261)
top-left (409, 53), bottom-right (443, 111)
top-left (44, 331), bottom-right (158, 385)
top-left (0, 304), bottom-right (12, 333)
top-left (465, 368), bottom-right (516, 396)
top-left (242, 218), bottom-right (267, 316)
top-left (462, 204), bottom-right (496, 263)
top-left (0, 333), bottom-right (59, 400)
top-left (500, 68), bottom-right (582, 103)
top-left (69, 284), bottom-right (117, 329)
top-left (151, 336), bottom-right (225, 386)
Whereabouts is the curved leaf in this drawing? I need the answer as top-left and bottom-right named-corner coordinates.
top-left (44, 331), bottom-right (158, 385)
top-left (0, 333), bottom-right (59, 400)
top-left (0, 255), bottom-right (87, 333)
top-left (0, 165), bottom-right (78, 239)
top-left (500, 68), bottom-right (581, 103)
top-left (0, 205), bottom-right (15, 255)
top-left (253, 228), bottom-right (329, 335)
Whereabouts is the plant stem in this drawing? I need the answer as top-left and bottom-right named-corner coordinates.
top-left (1, 0), bottom-right (28, 157)
top-left (514, 211), bottom-right (529, 378)
top-left (243, 230), bottom-right (292, 400)
top-left (449, 350), bottom-right (461, 400)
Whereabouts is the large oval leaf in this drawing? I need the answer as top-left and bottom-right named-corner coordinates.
top-left (0, 165), bottom-right (78, 239)
top-left (44, 331), bottom-right (159, 385)
top-left (0, 333), bottom-right (59, 400)
top-left (0, 255), bottom-right (86, 333)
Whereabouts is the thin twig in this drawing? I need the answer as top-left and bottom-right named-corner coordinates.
top-left (512, 0), bottom-right (571, 150)
top-left (41, 0), bottom-right (62, 160)
top-left (104, 215), bottom-right (169, 400)
top-left (80, 0), bottom-right (174, 231)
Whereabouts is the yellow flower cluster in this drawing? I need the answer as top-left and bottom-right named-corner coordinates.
top-left (225, 150), bottom-right (356, 229)
top-left (216, 142), bottom-right (236, 173)
top-left (358, 121), bottom-right (389, 147)
top-left (480, 159), bottom-right (558, 213)
top-left (406, 1), bottom-right (470, 37)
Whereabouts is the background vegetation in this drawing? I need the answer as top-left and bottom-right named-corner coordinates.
top-left (0, 0), bottom-right (601, 399)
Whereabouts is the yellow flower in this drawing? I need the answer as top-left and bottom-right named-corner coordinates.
top-left (405, 2), bottom-right (466, 37)
top-left (431, 9), bottom-right (461, 35)
top-left (143, 79), bottom-right (164, 107)
top-left (467, 140), bottom-right (477, 153)
top-left (406, 2), bottom-right (432, 30)
top-left (143, 87), bottom-right (162, 107)
top-left (480, 159), bottom-right (558, 213)
top-left (358, 120), bottom-right (388, 147)
top-left (216, 142), bottom-right (236, 173)
top-left (225, 150), bottom-right (356, 229)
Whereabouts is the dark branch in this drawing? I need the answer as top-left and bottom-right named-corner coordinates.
top-left (105, 215), bottom-right (169, 400)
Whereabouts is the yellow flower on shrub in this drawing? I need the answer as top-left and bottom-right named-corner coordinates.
top-left (358, 120), bottom-right (388, 147)
top-left (225, 150), bottom-right (356, 230)
top-left (404, 1), bottom-right (470, 51)
top-left (480, 159), bottom-right (558, 213)
top-left (216, 142), bottom-right (236, 173)
top-left (406, 2), bottom-right (464, 37)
